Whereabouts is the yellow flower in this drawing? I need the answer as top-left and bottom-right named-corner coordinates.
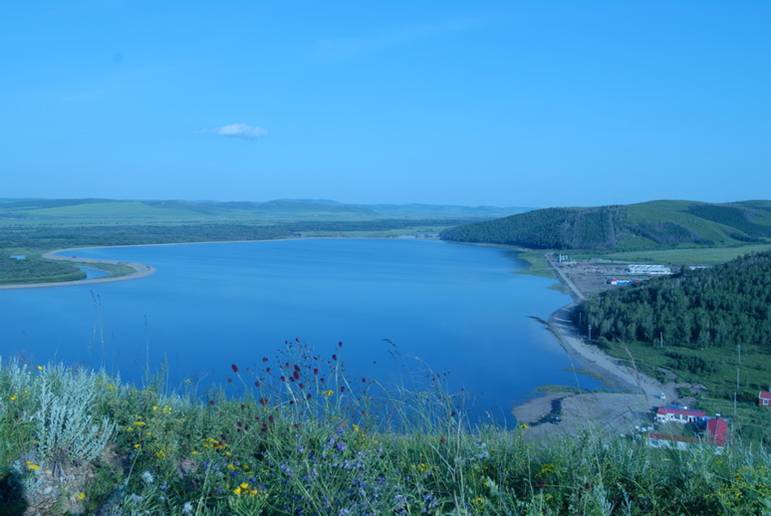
top-left (133, 443), bottom-right (141, 449)
top-left (133, 421), bottom-right (146, 427)
top-left (233, 486), bottom-right (242, 496)
top-left (471, 496), bottom-right (486, 508)
top-left (518, 423), bottom-right (529, 430)
top-left (538, 463), bottom-right (556, 477)
top-left (416, 462), bottom-right (430, 474)
top-left (36, 365), bottom-right (44, 373)
top-left (162, 405), bottom-right (172, 414)
top-left (323, 389), bottom-right (334, 398)
top-left (239, 482), bottom-right (250, 490)
top-left (25, 461), bottom-right (40, 472)
top-left (248, 488), bottom-right (259, 496)
top-left (152, 405), bottom-right (159, 412)
top-left (155, 450), bottom-right (166, 460)
top-left (76, 492), bottom-right (86, 501)
top-left (227, 463), bottom-right (237, 471)
top-left (9, 394), bottom-right (17, 402)
top-left (352, 424), bottom-right (361, 433)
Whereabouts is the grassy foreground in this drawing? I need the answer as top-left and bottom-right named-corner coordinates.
top-left (1, 355), bottom-right (769, 515)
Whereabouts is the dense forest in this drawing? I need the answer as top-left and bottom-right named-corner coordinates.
top-left (575, 251), bottom-right (771, 350)
top-left (441, 200), bottom-right (771, 251)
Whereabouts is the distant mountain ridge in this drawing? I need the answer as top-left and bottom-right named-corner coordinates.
top-left (0, 198), bottom-right (529, 225)
top-left (440, 200), bottom-right (771, 251)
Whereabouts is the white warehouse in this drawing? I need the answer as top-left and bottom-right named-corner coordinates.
top-left (626, 264), bottom-right (673, 275)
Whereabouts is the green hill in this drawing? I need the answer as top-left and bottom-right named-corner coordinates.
top-left (440, 200), bottom-right (771, 251)
top-left (0, 198), bottom-right (527, 226)
top-left (575, 250), bottom-right (771, 442)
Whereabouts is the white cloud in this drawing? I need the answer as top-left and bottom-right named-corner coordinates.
top-left (213, 123), bottom-right (268, 140)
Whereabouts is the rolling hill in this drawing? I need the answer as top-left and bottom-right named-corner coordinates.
top-left (441, 200), bottom-right (771, 251)
top-left (0, 198), bottom-right (528, 226)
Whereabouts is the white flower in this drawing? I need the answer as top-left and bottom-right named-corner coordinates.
top-left (182, 502), bottom-right (194, 514)
top-left (141, 470), bottom-right (154, 484)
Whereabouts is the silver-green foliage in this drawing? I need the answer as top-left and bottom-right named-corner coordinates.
top-left (34, 365), bottom-right (115, 468)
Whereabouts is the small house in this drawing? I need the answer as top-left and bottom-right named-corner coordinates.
top-left (706, 418), bottom-right (729, 447)
top-left (655, 406), bottom-right (707, 424)
top-left (759, 391), bottom-right (771, 408)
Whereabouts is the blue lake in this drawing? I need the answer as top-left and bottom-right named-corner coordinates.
top-left (0, 239), bottom-right (603, 421)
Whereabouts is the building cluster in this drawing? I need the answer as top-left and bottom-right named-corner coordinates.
top-left (647, 405), bottom-right (729, 451)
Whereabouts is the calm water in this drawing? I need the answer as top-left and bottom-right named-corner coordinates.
top-left (0, 239), bottom-right (602, 421)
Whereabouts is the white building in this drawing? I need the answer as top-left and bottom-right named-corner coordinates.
top-left (626, 264), bottom-right (672, 275)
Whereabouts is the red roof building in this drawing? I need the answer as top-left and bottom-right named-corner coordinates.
top-left (655, 407), bottom-right (707, 424)
top-left (706, 418), bottom-right (729, 447)
top-left (759, 391), bottom-right (771, 407)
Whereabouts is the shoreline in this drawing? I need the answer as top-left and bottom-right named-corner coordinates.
top-left (512, 252), bottom-right (678, 436)
top-left (0, 235), bottom-right (442, 291)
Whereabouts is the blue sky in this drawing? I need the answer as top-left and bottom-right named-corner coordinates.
top-left (1, 1), bottom-right (770, 207)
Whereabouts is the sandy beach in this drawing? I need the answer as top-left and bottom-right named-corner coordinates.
top-left (0, 250), bottom-right (155, 290)
top-left (512, 253), bottom-right (679, 439)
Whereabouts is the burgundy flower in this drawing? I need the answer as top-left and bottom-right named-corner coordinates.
top-left (231, 363), bottom-right (239, 373)
top-left (313, 368), bottom-right (319, 375)
top-left (259, 397), bottom-right (268, 406)
top-left (338, 341), bottom-right (343, 348)
top-left (332, 354), bottom-right (337, 361)
top-left (255, 380), bottom-right (261, 388)
top-left (209, 400), bottom-right (216, 406)
top-left (280, 375), bottom-right (286, 382)
top-left (292, 370), bottom-right (300, 381)
top-left (262, 356), bottom-right (269, 363)
top-left (340, 386), bottom-right (346, 393)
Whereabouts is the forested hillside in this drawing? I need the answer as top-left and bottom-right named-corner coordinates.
top-left (577, 251), bottom-right (771, 350)
top-left (441, 200), bottom-right (771, 251)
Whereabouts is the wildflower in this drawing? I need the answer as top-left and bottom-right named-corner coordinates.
top-left (36, 365), bottom-right (44, 372)
top-left (292, 370), bottom-right (300, 381)
top-left (182, 502), bottom-right (194, 514)
top-left (133, 443), bottom-right (141, 449)
top-left (155, 450), bottom-right (167, 460)
top-left (416, 462), bottom-right (430, 474)
top-left (323, 389), bottom-right (334, 398)
top-left (332, 354), bottom-right (337, 361)
top-left (231, 363), bottom-right (239, 373)
top-left (9, 394), bottom-right (17, 402)
top-left (262, 356), bottom-right (269, 362)
top-left (227, 463), bottom-right (237, 471)
top-left (141, 470), bottom-right (155, 484)
top-left (133, 420), bottom-right (146, 427)
top-left (25, 461), bottom-right (41, 472)
top-left (162, 405), bottom-right (172, 414)
top-left (518, 423), bottom-right (529, 430)
top-left (233, 486), bottom-right (242, 496)
top-left (471, 496), bottom-right (486, 508)
top-left (76, 492), bottom-right (86, 501)
top-left (239, 482), bottom-right (249, 489)
top-left (152, 405), bottom-right (159, 412)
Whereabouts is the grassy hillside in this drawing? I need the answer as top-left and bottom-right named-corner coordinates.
top-left (1, 359), bottom-right (768, 514)
top-left (0, 199), bottom-right (527, 226)
top-left (441, 200), bottom-right (771, 251)
top-left (575, 251), bottom-right (771, 443)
